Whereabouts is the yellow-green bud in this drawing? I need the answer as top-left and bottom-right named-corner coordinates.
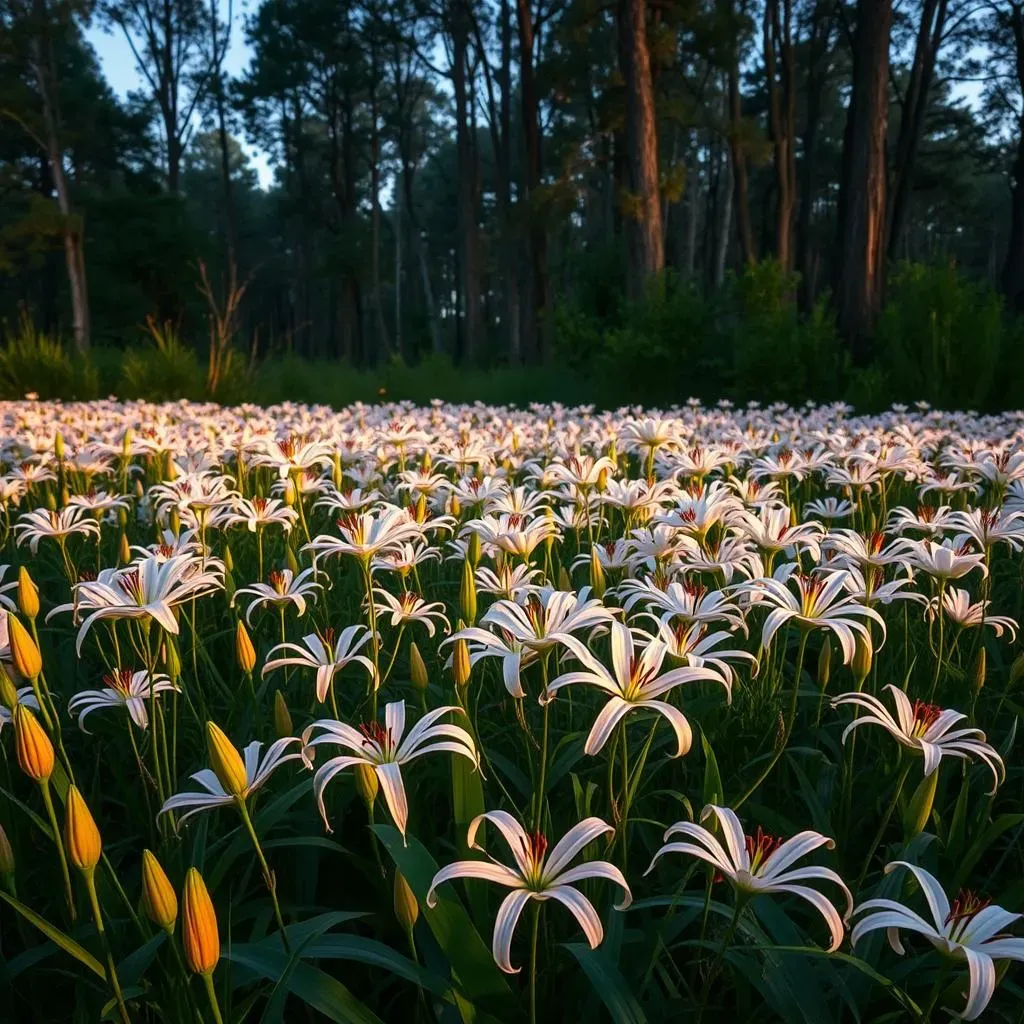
top-left (452, 637), bottom-right (471, 689)
top-left (286, 546), bottom-right (299, 577)
top-left (16, 567), bottom-right (38, 620)
top-left (851, 634), bottom-right (872, 687)
top-left (971, 646), bottom-right (986, 698)
top-left (117, 506), bottom-right (128, 529)
top-left (64, 785), bottom-right (102, 874)
top-left (205, 722), bottom-right (248, 797)
top-left (0, 823), bottom-right (14, 877)
top-left (273, 691), bottom-right (293, 738)
top-left (46, 492), bottom-right (57, 512)
top-left (223, 545), bottom-right (234, 573)
top-left (589, 547), bottom-right (606, 599)
top-left (140, 849), bottom-right (178, 932)
top-left (54, 432), bottom-right (65, 461)
top-left (459, 559), bottom-right (477, 624)
top-left (409, 642), bottom-right (428, 691)
top-left (283, 479), bottom-right (297, 507)
top-left (235, 620), bottom-right (256, 674)
top-left (450, 494), bottom-right (462, 519)
top-left (467, 530), bottom-right (481, 568)
top-left (904, 768), bottom-right (939, 839)
top-left (558, 565), bottom-right (571, 592)
top-left (118, 532), bottom-right (131, 565)
top-left (0, 666), bottom-right (18, 709)
top-left (355, 763), bottom-right (378, 808)
top-left (817, 635), bottom-right (832, 689)
top-left (7, 615), bottom-right (41, 680)
top-left (393, 870), bottom-right (419, 931)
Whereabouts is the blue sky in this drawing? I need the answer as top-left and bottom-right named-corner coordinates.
top-left (85, 8), bottom-right (275, 187)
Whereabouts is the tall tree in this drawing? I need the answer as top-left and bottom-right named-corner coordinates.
top-left (834, 0), bottom-right (892, 361)
top-left (763, 0), bottom-right (796, 269)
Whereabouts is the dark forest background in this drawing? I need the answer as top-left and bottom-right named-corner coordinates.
top-left (3, 0), bottom-right (1024, 409)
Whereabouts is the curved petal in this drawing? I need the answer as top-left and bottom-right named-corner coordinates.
top-left (543, 817), bottom-right (614, 879)
top-left (544, 885), bottom-right (604, 949)
top-left (375, 761), bottom-right (409, 840)
top-left (492, 889), bottom-right (533, 974)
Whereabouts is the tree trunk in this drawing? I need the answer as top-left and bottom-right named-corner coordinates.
top-left (887, 0), bottom-right (947, 259)
top-left (764, 0), bottom-right (796, 269)
top-left (517, 0), bottom-right (548, 361)
top-left (834, 0), bottom-right (892, 362)
top-left (499, 0), bottom-right (521, 362)
top-left (796, 0), bottom-right (833, 308)
top-left (27, 3), bottom-right (89, 352)
top-left (368, 51), bottom-right (391, 363)
top-left (1003, 5), bottom-right (1024, 310)
top-left (726, 57), bottom-right (756, 266)
top-left (618, 0), bottom-right (664, 296)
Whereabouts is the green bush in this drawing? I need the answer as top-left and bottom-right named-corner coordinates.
top-left (0, 315), bottom-right (97, 400)
top-left (119, 321), bottom-right (205, 400)
top-left (875, 262), bottom-right (1004, 409)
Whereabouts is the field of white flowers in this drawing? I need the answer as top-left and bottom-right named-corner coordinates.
top-left (1, 397), bottom-right (1022, 1023)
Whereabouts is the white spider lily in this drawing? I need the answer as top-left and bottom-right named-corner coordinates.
top-left (926, 587), bottom-right (1018, 640)
top-left (304, 505), bottom-right (424, 563)
top-left (646, 804), bottom-right (852, 951)
top-left (234, 567), bottom-right (321, 624)
top-left (224, 496), bottom-right (298, 533)
top-left (68, 668), bottom-right (179, 730)
top-left (653, 619), bottom-right (759, 687)
top-left (735, 565), bottom-right (885, 663)
top-left (852, 861), bottom-right (1024, 1021)
top-left (832, 685), bottom-right (1004, 793)
top-left (160, 737), bottom-right (301, 826)
top-left (263, 625), bottom-right (375, 702)
top-left (49, 553), bottom-right (223, 653)
top-left (427, 812), bottom-right (631, 973)
top-left (14, 506), bottom-right (102, 553)
top-left (733, 504), bottom-right (824, 559)
top-left (897, 538), bottom-right (987, 581)
top-left (302, 700), bottom-right (478, 839)
top-left (371, 588), bottom-right (450, 635)
top-left (544, 620), bottom-right (726, 756)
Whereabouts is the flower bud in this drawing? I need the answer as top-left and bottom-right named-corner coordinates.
top-left (54, 431), bottom-right (65, 461)
top-left (117, 506), bottom-right (127, 529)
top-left (135, 479), bottom-right (144, 500)
top-left (459, 559), bottom-right (477, 625)
top-left (452, 637), bottom-right (471, 689)
top-left (205, 722), bottom-right (248, 797)
top-left (393, 870), bottom-right (419, 931)
top-left (851, 634), bottom-right (872, 688)
top-left (467, 530), bottom-right (481, 568)
top-left (163, 636), bottom-right (182, 679)
top-left (449, 495), bottom-right (462, 519)
top-left (273, 690), bottom-right (293, 738)
top-left (141, 849), bottom-right (178, 932)
top-left (422, 452), bottom-right (432, 474)
top-left (414, 495), bottom-right (427, 524)
top-left (16, 568), bottom-right (38, 621)
top-left (182, 868), bottom-right (220, 975)
top-left (558, 565), bottom-right (571, 592)
top-left (354, 763), bottom-right (378, 808)
top-left (409, 642), bottom-right (428, 691)
top-left (46, 492), bottom-right (57, 512)
top-left (0, 824), bottom-right (15, 877)
top-left (1010, 652), bottom-right (1024, 689)
top-left (118, 532), bottom-right (131, 566)
top-left (64, 785), bottom-right (102, 874)
top-left (596, 467), bottom-right (609, 492)
top-left (817, 635), bottom-right (832, 689)
top-left (223, 545), bottom-right (234, 573)
top-left (971, 646), bottom-right (986, 698)
top-left (235, 621), bottom-right (256, 674)
top-left (122, 428), bottom-right (133, 456)
top-left (0, 665), bottom-right (19, 710)
top-left (286, 546), bottom-right (299, 577)
top-left (14, 705), bottom-right (53, 782)
top-left (8, 615), bottom-right (41, 680)
top-left (589, 547), bottom-right (606, 599)
top-left (283, 479), bottom-right (297, 507)
top-left (169, 508), bottom-right (181, 535)
top-left (904, 768), bottom-right (939, 839)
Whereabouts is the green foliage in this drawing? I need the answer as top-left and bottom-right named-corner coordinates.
top-left (119, 320), bottom-right (205, 400)
top-left (874, 262), bottom-right (1006, 410)
top-left (0, 314), bottom-right (96, 400)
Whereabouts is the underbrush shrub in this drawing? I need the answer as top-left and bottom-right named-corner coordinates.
top-left (119, 321), bottom-right (205, 400)
top-left (0, 315), bottom-right (97, 400)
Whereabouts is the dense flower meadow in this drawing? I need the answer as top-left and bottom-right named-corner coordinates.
top-left (1, 397), bottom-right (1023, 1023)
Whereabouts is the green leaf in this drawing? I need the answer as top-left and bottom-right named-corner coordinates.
top-left (0, 891), bottom-right (105, 980)
top-left (117, 932), bottom-right (166, 988)
top-left (954, 814), bottom-right (1024, 890)
top-left (700, 729), bottom-right (722, 807)
top-left (225, 945), bottom-right (385, 1024)
top-left (563, 943), bottom-right (647, 1024)
top-left (370, 824), bottom-right (513, 1012)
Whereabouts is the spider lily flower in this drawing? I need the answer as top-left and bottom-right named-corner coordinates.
top-left (831, 686), bottom-right (1004, 793)
top-left (926, 587), bottom-right (1018, 640)
top-left (821, 529), bottom-right (911, 573)
top-left (234, 567), bottom-right (321, 624)
top-left (543, 453), bottom-right (617, 491)
top-left (646, 804), bottom-right (852, 951)
top-left (0, 685), bottom-right (39, 730)
top-left (733, 504), bottom-right (825, 560)
top-left (0, 567), bottom-right (19, 613)
top-left (831, 564), bottom-right (924, 607)
top-left (263, 625), bottom-right (375, 702)
top-left (947, 508), bottom-right (1024, 552)
top-left (224, 496), bottom-right (298, 534)
top-left (304, 505), bottom-right (424, 564)
top-left (14, 506), bottom-right (102, 553)
top-left (544, 621), bottom-right (726, 756)
top-left (620, 578), bottom-right (747, 633)
top-left (735, 565), bottom-right (885, 664)
top-left (68, 669), bottom-right (179, 731)
top-left (653, 619), bottom-right (759, 688)
top-left (49, 554), bottom-right (224, 653)
top-left (427, 813), bottom-right (631, 973)
top-left (372, 588), bottom-right (450, 635)
top-left (886, 504), bottom-right (957, 539)
top-left (302, 700), bottom-right (478, 839)
top-left (253, 434), bottom-right (335, 480)
top-left (66, 489), bottom-right (131, 516)
top-left (475, 562), bottom-right (544, 601)
top-left (852, 861), bottom-right (1024, 1021)
top-left (463, 513), bottom-right (560, 560)
top-left (159, 736), bottom-right (302, 827)
top-left (896, 538), bottom-right (987, 581)
top-left (804, 497), bottom-right (855, 521)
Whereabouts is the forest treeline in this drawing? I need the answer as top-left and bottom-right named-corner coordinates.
top-left (2, 0), bottom-right (1024, 404)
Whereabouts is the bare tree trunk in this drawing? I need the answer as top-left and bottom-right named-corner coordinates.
top-left (618, 0), bottom-right (664, 295)
top-left (209, 0), bottom-right (236, 263)
top-left (834, 0), bottom-right (892, 362)
top-left (715, 139), bottom-right (734, 286)
top-left (368, 47), bottom-right (391, 362)
top-left (26, 1), bottom-right (89, 352)
top-left (726, 50), bottom-right (756, 265)
top-left (764, 0), bottom-right (796, 269)
top-left (1003, 4), bottom-right (1024, 310)
top-left (499, 0), bottom-right (521, 362)
top-left (887, 0), bottom-right (947, 259)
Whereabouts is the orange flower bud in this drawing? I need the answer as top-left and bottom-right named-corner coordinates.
top-left (64, 785), bottom-right (102, 874)
top-left (13, 705), bottom-right (53, 782)
top-left (0, 665), bottom-right (19, 709)
top-left (182, 868), bottom-right (220, 975)
top-left (205, 722), bottom-right (248, 797)
top-left (7, 615), bottom-right (41, 680)
top-left (141, 849), bottom-right (178, 931)
top-left (17, 568), bottom-right (39, 620)
top-left (235, 621), bottom-right (256, 674)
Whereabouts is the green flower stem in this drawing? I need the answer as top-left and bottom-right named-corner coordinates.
top-left (528, 900), bottom-right (541, 1024)
top-left (84, 870), bottom-right (130, 1024)
top-left (236, 798), bottom-right (291, 954)
top-left (696, 894), bottom-right (747, 1024)
top-left (855, 760), bottom-right (912, 895)
top-left (202, 971), bottom-right (225, 1024)
top-left (39, 779), bottom-right (75, 922)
